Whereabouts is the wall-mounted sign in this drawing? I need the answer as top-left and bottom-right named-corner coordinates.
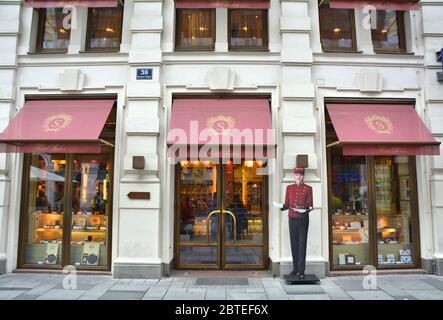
top-left (127, 192), bottom-right (151, 200)
top-left (136, 68), bottom-right (153, 80)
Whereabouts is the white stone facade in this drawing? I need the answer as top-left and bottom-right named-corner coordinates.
top-left (0, 0), bottom-right (442, 277)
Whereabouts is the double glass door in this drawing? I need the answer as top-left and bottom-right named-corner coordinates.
top-left (176, 160), bottom-right (267, 269)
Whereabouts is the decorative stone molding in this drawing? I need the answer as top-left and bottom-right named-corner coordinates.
top-left (207, 67), bottom-right (235, 91)
top-left (357, 69), bottom-right (383, 93)
top-left (59, 69), bottom-right (85, 91)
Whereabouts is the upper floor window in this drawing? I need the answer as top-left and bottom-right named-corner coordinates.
top-left (228, 9), bottom-right (268, 50)
top-left (36, 8), bottom-right (71, 52)
top-left (319, 1), bottom-right (356, 52)
top-left (175, 9), bottom-right (215, 50)
top-left (371, 10), bottom-right (406, 53)
top-left (86, 3), bottom-right (124, 51)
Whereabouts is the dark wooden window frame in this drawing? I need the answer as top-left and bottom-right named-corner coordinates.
top-left (174, 8), bottom-right (216, 51)
top-left (85, 3), bottom-right (124, 53)
top-left (325, 108), bottom-right (421, 271)
top-left (319, 4), bottom-right (358, 53)
top-left (372, 10), bottom-right (407, 54)
top-left (227, 9), bottom-right (269, 52)
top-left (35, 8), bottom-right (69, 54)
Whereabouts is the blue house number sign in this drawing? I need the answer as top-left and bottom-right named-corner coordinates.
top-left (136, 68), bottom-right (153, 80)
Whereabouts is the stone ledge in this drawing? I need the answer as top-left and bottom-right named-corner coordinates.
top-left (0, 255), bottom-right (6, 274)
top-left (113, 262), bottom-right (162, 279)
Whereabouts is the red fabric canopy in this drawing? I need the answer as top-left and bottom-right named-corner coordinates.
top-left (23, 0), bottom-right (118, 8)
top-left (329, 0), bottom-right (419, 10)
top-left (175, 0), bottom-right (270, 9)
top-left (167, 98), bottom-right (274, 146)
top-left (0, 99), bottom-right (114, 153)
top-left (326, 103), bottom-right (440, 156)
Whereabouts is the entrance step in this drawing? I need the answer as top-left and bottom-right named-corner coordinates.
top-left (328, 268), bottom-right (429, 277)
top-left (170, 270), bottom-right (272, 278)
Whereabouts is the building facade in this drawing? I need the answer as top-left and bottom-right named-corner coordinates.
top-left (0, 0), bottom-right (442, 278)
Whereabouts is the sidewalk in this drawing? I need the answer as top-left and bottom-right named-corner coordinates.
top-left (1, 271), bottom-right (443, 300)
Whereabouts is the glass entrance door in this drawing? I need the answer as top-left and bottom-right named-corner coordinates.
top-left (176, 160), bottom-right (267, 269)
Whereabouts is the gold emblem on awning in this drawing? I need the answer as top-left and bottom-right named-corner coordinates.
top-left (206, 115), bottom-right (236, 135)
top-left (364, 114), bottom-right (394, 135)
top-left (43, 113), bottom-right (73, 132)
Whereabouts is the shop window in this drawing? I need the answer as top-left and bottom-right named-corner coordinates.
top-left (228, 9), bottom-right (268, 50)
top-left (371, 10), bottom-right (406, 53)
top-left (86, 2), bottom-right (124, 51)
top-left (318, 1), bottom-right (356, 52)
top-left (19, 105), bottom-right (116, 270)
top-left (175, 9), bottom-right (215, 50)
top-left (326, 108), bottom-right (419, 269)
top-left (36, 8), bottom-right (71, 52)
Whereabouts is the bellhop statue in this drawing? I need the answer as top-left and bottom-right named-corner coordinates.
top-left (275, 167), bottom-right (313, 279)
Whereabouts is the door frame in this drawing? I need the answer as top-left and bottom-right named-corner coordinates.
top-left (174, 161), bottom-right (269, 270)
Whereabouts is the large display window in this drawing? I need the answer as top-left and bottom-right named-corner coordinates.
top-left (326, 109), bottom-right (420, 270)
top-left (18, 105), bottom-right (115, 270)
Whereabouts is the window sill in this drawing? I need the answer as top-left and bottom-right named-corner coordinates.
top-left (79, 49), bottom-right (121, 54)
top-left (228, 48), bottom-right (270, 52)
top-left (321, 49), bottom-right (362, 54)
top-left (28, 50), bottom-right (68, 55)
top-left (373, 50), bottom-right (412, 55)
top-left (174, 48), bottom-right (216, 52)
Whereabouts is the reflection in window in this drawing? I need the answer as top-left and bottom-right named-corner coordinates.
top-left (319, 2), bottom-right (355, 51)
top-left (371, 10), bottom-right (405, 52)
top-left (229, 9), bottom-right (267, 50)
top-left (175, 9), bottom-right (215, 50)
top-left (23, 154), bottom-right (66, 266)
top-left (38, 8), bottom-right (71, 51)
top-left (329, 150), bottom-right (370, 268)
top-left (86, 3), bottom-right (124, 51)
top-left (70, 157), bottom-right (111, 268)
top-left (375, 157), bottom-right (414, 266)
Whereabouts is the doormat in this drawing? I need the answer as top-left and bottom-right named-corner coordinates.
top-left (195, 278), bottom-right (249, 286)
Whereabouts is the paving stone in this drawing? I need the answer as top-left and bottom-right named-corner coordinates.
top-left (205, 288), bottom-right (226, 300)
top-left (79, 279), bottom-right (121, 300)
top-left (143, 286), bottom-right (168, 299)
top-left (392, 295), bottom-right (418, 300)
top-left (405, 290), bottom-right (443, 300)
top-left (347, 290), bottom-right (394, 300)
top-left (421, 278), bottom-right (443, 291)
top-left (288, 294), bottom-right (331, 300)
top-left (319, 280), bottom-right (352, 300)
top-left (100, 290), bottom-right (145, 300)
top-left (54, 283), bottom-right (97, 290)
top-left (195, 278), bottom-right (249, 286)
top-left (13, 294), bottom-right (40, 300)
top-left (245, 288), bottom-right (266, 293)
top-left (226, 292), bottom-right (268, 300)
top-left (334, 279), bottom-right (378, 291)
top-left (0, 290), bottom-right (27, 300)
top-left (37, 289), bottom-right (87, 300)
top-left (0, 282), bottom-right (41, 290)
top-left (109, 284), bottom-right (150, 292)
top-left (388, 279), bottom-right (435, 290)
top-left (25, 280), bottom-right (61, 296)
top-left (282, 284), bottom-right (325, 295)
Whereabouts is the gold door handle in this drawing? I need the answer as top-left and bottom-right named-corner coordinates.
top-left (223, 210), bottom-right (237, 243)
top-left (206, 210), bottom-right (220, 243)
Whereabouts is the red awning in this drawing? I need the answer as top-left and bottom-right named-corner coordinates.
top-left (326, 103), bottom-right (440, 156)
top-left (167, 98), bottom-right (275, 159)
top-left (329, 0), bottom-right (419, 10)
top-left (0, 99), bottom-right (114, 153)
top-left (23, 0), bottom-right (118, 8)
top-left (175, 0), bottom-right (270, 9)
